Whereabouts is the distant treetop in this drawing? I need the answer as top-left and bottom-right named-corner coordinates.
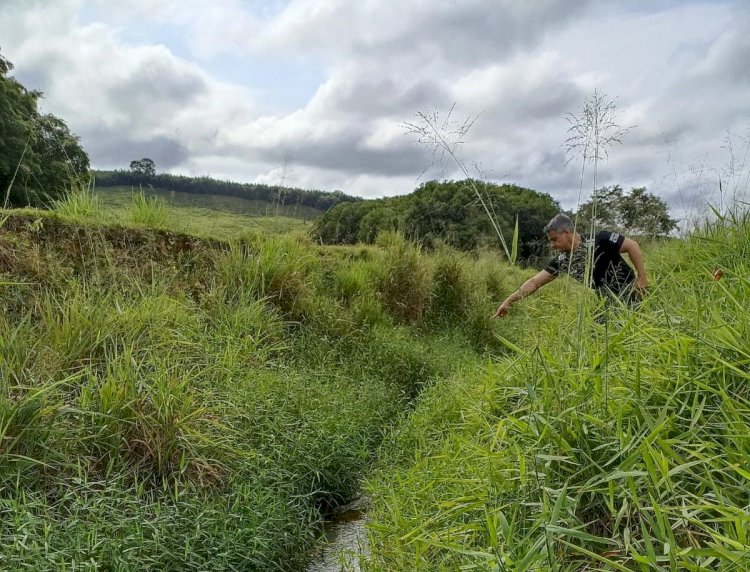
top-left (129, 158), bottom-right (156, 177)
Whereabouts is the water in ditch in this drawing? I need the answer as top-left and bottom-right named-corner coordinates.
top-left (305, 495), bottom-right (369, 572)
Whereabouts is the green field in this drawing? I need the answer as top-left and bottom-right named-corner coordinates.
top-left (0, 190), bottom-right (748, 570)
top-left (92, 185), bottom-right (317, 239)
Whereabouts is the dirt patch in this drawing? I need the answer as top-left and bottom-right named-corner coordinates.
top-left (2, 214), bottom-right (225, 263)
top-left (0, 213), bottom-right (229, 300)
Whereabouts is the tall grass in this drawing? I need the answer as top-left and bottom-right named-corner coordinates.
top-left (214, 232), bottom-right (318, 318)
top-left (50, 181), bottom-right (102, 220)
top-left (129, 190), bottom-right (169, 228)
top-left (0, 215), bottom-right (504, 569)
top-left (93, 185), bottom-right (312, 240)
top-left (375, 230), bottom-right (433, 324)
top-left (363, 207), bottom-right (750, 570)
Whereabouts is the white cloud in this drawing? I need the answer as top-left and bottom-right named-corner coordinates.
top-left (263, 0), bottom-right (591, 63)
top-left (1, 0), bottom-right (263, 169)
top-left (0, 0), bottom-right (747, 216)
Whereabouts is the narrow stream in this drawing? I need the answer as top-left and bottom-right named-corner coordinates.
top-left (305, 495), bottom-right (369, 572)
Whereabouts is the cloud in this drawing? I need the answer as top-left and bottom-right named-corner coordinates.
top-left (1, 0), bottom-right (263, 170)
top-left (87, 132), bottom-right (190, 169)
top-left (263, 0), bottom-right (592, 64)
top-left (1, 0), bottom-right (747, 217)
top-left (687, 6), bottom-right (750, 87)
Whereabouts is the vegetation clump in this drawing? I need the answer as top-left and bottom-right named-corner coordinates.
top-left (0, 208), bottom-right (510, 570)
top-left (363, 207), bottom-right (750, 571)
top-left (313, 179), bottom-right (561, 260)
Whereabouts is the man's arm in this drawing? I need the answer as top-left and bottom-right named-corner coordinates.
top-left (494, 270), bottom-right (556, 317)
top-left (620, 238), bottom-right (647, 289)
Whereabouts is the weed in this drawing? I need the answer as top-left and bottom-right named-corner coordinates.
top-left (128, 189), bottom-right (169, 228)
top-left (50, 180), bottom-right (102, 220)
top-left (375, 230), bottom-right (432, 324)
top-left (363, 208), bottom-right (750, 571)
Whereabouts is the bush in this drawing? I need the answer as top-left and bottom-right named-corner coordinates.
top-left (374, 231), bottom-right (432, 324)
top-left (427, 247), bottom-right (471, 324)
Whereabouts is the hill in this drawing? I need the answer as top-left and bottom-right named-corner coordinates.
top-left (93, 169), bottom-right (361, 214)
top-left (93, 185), bottom-right (318, 239)
top-left (312, 179), bottom-right (562, 260)
top-left (96, 173), bottom-right (564, 261)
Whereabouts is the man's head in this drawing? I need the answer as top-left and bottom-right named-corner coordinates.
top-left (543, 213), bottom-right (577, 252)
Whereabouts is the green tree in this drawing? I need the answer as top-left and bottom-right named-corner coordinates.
top-left (312, 179), bottom-right (561, 260)
top-left (620, 187), bottom-right (678, 237)
top-left (0, 51), bottom-right (89, 207)
top-left (129, 158), bottom-right (156, 176)
top-left (358, 204), bottom-right (399, 244)
top-left (31, 114), bottom-right (90, 195)
top-left (574, 185), bottom-right (623, 232)
top-left (575, 185), bottom-right (677, 237)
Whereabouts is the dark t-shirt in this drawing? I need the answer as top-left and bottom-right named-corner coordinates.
top-left (544, 230), bottom-right (635, 295)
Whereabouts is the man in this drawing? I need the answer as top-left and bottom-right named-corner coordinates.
top-left (494, 213), bottom-right (647, 317)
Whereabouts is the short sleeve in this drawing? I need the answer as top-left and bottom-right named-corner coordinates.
top-left (596, 230), bottom-right (625, 253)
top-left (544, 255), bottom-right (562, 276)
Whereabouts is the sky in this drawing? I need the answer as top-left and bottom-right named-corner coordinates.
top-left (1, 0), bottom-right (748, 223)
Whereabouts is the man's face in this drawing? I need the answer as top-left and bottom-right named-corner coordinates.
top-left (547, 229), bottom-right (573, 252)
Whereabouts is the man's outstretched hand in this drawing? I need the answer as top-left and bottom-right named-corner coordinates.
top-left (493, 301), bottom-right (510, 318)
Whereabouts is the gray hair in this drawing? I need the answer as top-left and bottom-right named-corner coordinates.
top-left (543, 213), bottom-right (575, 234)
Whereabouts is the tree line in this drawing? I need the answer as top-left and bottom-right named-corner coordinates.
top-left (312, 180), bottom-right (562, 260)
top-left (312, 179), bottom-right (678, 261)
top-left (0, 51), bottom-right (89, 207)
top-left (95, 168), bottom-right (361, 212)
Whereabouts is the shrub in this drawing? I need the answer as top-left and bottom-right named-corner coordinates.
top-left (374, 231), bottom-right (432, 324)
top-left (427, 247), bottom-right (471, 324)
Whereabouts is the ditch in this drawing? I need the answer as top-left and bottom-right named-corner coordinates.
top-left (305, 495), bottom-right (370, 572)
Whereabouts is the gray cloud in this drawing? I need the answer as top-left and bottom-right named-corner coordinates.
top-left (270, 138), bottom-right (425, 176)
top-left (222, 119), bottom-right (428, 176)
top-left (265, 0), bottom-right (593, 67)
top-left (85, 130), bottom-right (191, 170)
top-left (687, 7), bottom-right (750, 87)
top-left (101, 55), bottom-right (209, 135)
top-left (317, 76), bottom-right (449, 119)
top-left (1, 0), bottom-right (747, 218)
top-left (105, 59), bottom-right (208, 111)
